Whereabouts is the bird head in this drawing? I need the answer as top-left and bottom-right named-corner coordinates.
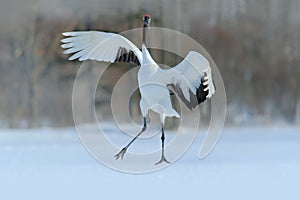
top-left (143, 14), bottom-right (151, 27)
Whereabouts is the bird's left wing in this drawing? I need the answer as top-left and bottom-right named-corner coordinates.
top-left (61, 31), bottom-right (142, 65)
top-left (162, 51), bottom-right (215, 110)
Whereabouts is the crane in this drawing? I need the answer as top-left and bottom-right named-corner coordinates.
top-left (61, 14), bottom-right (215, 165)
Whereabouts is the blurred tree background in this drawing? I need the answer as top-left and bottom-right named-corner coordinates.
top-left (0, 0), bottom-right (299, 128)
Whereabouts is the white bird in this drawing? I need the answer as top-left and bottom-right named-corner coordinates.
top-left (61, 14), bottom-right (215, 164)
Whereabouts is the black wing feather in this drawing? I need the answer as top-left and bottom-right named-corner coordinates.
top-left (169, 75), bottom-right (209, 110)
top-left (114, 47), bottom-right (140, 65)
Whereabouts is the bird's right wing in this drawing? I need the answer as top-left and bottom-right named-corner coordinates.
top-left (162, 51), bottom-right (215, 110)
top-left (61, 31), bottom-right (142, 65)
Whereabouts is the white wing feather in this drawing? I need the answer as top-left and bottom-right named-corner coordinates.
top-left (61, 31), bottom-right (142, 63)
top-left (163, 51), bottom-right (215, 101)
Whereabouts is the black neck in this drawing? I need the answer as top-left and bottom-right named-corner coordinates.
top-left (143, 24), bottom-right (148, 46)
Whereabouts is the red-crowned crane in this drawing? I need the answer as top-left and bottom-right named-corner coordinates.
top-left (61, 14), bottom-right (215, 165)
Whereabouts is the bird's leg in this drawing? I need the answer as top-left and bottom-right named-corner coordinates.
top-left (155, 124), bottom-right (170, 165)
top-left (115, 117), bottom-right (147, 160)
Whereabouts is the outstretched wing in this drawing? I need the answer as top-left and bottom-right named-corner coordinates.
top-left (163, 51), bottom-right (215, 110)
top-left (61, 31), bottom-right (142, 65)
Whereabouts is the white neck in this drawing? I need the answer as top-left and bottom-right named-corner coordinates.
top-left (142, 44), bottom-right (156, 65)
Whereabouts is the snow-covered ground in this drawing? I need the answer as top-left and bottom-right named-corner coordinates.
top-left (0, 125), bottom-right (299, 200)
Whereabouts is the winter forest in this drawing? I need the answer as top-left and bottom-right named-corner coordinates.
top-left (0, 0), bottom-right (299, 128)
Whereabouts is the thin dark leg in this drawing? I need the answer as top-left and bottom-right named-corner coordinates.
top-left (155, 124), bottom-right (170, 165)
top-left (115, 117), bottom-right (147, 160)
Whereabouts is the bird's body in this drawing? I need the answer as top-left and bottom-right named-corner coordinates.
top-left (138, 44), bottom-right (180, 123)
top-left (61, 14), bottom-right (215, 164)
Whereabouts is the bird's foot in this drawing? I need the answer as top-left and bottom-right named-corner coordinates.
top-left (155, 155), bottom-right (170, 165)
top-left (114, 147), bottom-right (127, 160)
